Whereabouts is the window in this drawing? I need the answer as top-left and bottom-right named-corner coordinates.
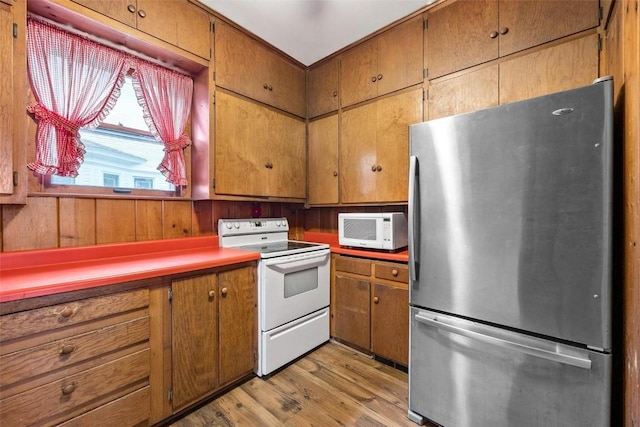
top-left (49, 76), bottom-right (175, 192)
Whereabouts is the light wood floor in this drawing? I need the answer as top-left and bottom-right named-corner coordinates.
top-left (169, 341), bottom-right (416, 426)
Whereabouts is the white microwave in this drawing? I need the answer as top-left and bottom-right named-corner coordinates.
top-left (338, 212), bottom-right (408, 251)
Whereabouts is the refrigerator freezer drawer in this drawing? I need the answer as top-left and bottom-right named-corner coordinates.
top-left (408, 308), bottom-right (611, 427)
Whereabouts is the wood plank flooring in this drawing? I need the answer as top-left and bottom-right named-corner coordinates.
top-left (169, 342), bottom-right (416, 426)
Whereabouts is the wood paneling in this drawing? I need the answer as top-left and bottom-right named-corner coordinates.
top-left (2, 197), bottom-right (57, 251)
top-left (192, 200), bottom-right (214, 236)
top-left (136, 200), bottom-right (163, 241)
top-left (96, 199), bottom-right (136, 244)
top-left (59, 197), bottom-right (96, 247)
top-left (163, 200), bottom-right (192, 239)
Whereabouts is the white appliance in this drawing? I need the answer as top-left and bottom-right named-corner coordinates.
top-left (218, 217), bottom-right (331, 377)
top-left (338, 212), bottom-right (408, 250)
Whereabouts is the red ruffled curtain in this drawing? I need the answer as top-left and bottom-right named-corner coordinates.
top-left (26, 18), bottom-right (130, 177)
top-left (132, 62), bottom-right (193, 186)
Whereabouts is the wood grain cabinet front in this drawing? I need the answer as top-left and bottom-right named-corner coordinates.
top-left (0, 0), bottom-right (26, 205)
top-left (340, 15), bottom-right (423, 108)
top-left (0, 288), bottom-right (151, 426)
top-left (425, 0), bottom-right (599, 79)
top-left (340, 88), bottom-right (423, 204)
top-left (215, 21), bottom-right (306, 117)
top-left (307, 113), bottom-right (339, 205)
top-left (170, 264), bottom-right (256, 412)
top-left (308, 57), bottom-right (340, 118)
top-left (70, 0), bottom-right (211, 59)
top-left (214, 91), bottom-right (306, 200)
top-left (331, 254), bottom-right (409, 366)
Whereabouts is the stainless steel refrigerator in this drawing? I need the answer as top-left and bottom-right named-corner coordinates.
top-left (407, 78), bottom-right (613, 426)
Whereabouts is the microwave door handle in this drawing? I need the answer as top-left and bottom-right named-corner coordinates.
top-left (408, 155), bottom-right (420, 281)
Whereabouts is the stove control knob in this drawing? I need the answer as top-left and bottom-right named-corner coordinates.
top-left (225, 223), bottom-right (232, 229)
top-left (233, 223), bottom-right (240, 229)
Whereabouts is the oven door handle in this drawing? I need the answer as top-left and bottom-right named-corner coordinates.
top-left (264, 253), bottom-right (329, 273)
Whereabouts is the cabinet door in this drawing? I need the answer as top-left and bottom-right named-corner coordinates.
top-left (171, 274), bottom-right (218, 410)
top-left (308, 114), bottom-right (339, 205)
top-left (341, 89), bottom-right (422, 203)
top-left (308, 57), bottom-right (339, 118)
top-left (269, 53), bottom-right (306, 117)
top-left (340, 39), bottom-right (378, 107)
top-left (215, 92), bottom-right (269, 197)
top-left (376, 16), bottom-right (424, 98)
top-left (174, 2), bottom-right (210, 59)
top-left (334, 275), bottom-right (370, 350)
top-left (499, 33), bottom-right (599, 104)
top-left (426, 0), bottom-right (498, 79)
top-left (0, 3), bottom-right (13, 196)
top-left (218, 266), bottom-right (256, 386)
top-left (371, 282), bottom-right (409, 365)
top-left (498, 0), bottom-right (599, 57)
top-left (71, 0), bottom-right (136, 27)
top-left (428, 65), bottom-right (499, 120)
top-left (267, 106), bottom-right (306, 199)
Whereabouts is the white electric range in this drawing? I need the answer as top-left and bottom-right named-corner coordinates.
top-left (218, 218), bottom-right (330, 377)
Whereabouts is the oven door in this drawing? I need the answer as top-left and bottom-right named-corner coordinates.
top-left (260, 249), bottom-right (330, 331)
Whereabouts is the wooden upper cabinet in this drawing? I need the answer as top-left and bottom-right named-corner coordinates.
top-left (308, 114), bottom-right (339, 205)
top-left (215, 91), bottom-right (306, 199)
top-left (0, 3), bottom-right (14, 198)
top-left (70, 0), bottom-right (211, 59)
top-left (426, 0), bottom-right (599, 79)
top-left (340, 88), bottom-right (423, 204)
top-left (341, 16), bottom-right (423, 107)
top-left (215, 21), bottom-right (306, 117)
top-left (308, 57), bottom-right (340, 118)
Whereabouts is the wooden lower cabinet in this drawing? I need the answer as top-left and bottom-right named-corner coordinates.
top-left (331, 254), bottom-right (409, 366)
top-left (0, 287), bottom-right (152, 426)
top-left (170, 264), bottom-right (256, 412)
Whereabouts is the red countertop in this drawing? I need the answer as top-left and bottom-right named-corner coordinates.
top-left (0, 236), bottom-right (260, 303)
top-left (303, 232), bottom-right (409, 263)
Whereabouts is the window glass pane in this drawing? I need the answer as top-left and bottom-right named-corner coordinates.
top-left (51, 76), bottom-right (175, 192)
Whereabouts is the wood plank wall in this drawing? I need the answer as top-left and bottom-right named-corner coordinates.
top-left (600, 1), bottom-right (638, 425)
top-left (1, 198), bottom-right (305, 252)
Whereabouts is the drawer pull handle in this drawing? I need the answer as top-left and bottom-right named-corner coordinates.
top-left (59, 344), bottom-right (75, 355)
top-left (61, 383), bottom-right (76, 395)
top-left (221, 287), bottom-right (228, 297)
top-left (59, 306), bottom-right (74, 318)
top-left (373, 296), bottom-right (379, 304)
top-left (391, 269), bottom-right (398, 277)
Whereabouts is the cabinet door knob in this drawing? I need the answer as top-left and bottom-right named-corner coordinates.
top-left (208, 290), bottom-right (215, 299)
top-left (59, 344), bottom-right (75, 355)
top-left (376, 165), bottom-right (382, 172)
top-left (264, 83), bottom-right (269, 89)
top-left (489, 31), bottom-right (498, 39)
top-left (61, 383), bottom-right (76, 395)
top-left (332, 90), bottom-right (338, 97)
top-left (371, 76), bottom-right (377, 82)
top-left (268, 84), bottom-right (273, 91)
top-left (221, 287), bottom-right (228, 296)
top-left (371, 165), bottom-right (377, 172)
top-left (499, 27), bottom-right (509, 35)
top-left (333, 171), bottom-right (338, 177)
top-left (377, 74), bottom-right (383, 81)
top-left (59, 306), bottom-right (74, 318)
top-left (391, 269), bottom-right (398, 277)
top-left (373, 296), bottom-right (379, 304)
top-left (137, 9), bottom-right (146, 18)
top-left (127, 4), bottom-right (136, 13)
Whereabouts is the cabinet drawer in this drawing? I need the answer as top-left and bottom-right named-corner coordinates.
top-left (374, 263), bottom-right (409, 285)
top-left (334, 256), bottom-right (371, 276)
top-left (0, 316), bottom-right (149, 398)
top-left (58, 386), bottom-right (150, 427)
top-left (0, 349), bottom-right (150, 426)
top-left (0, 288), bottom-right (149, 343)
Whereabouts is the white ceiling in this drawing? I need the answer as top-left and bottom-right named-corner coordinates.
top-left (198, 0), bottom-right (435, 66)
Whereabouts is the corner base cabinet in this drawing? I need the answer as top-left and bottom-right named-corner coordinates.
top-left (331, 254), bottom-right (409, 366)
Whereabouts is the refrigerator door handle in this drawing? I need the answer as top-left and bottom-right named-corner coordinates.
top-left (414, 312), bottom-right (593, 369)
top-left (408, 155), bottom-right (419, 281)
